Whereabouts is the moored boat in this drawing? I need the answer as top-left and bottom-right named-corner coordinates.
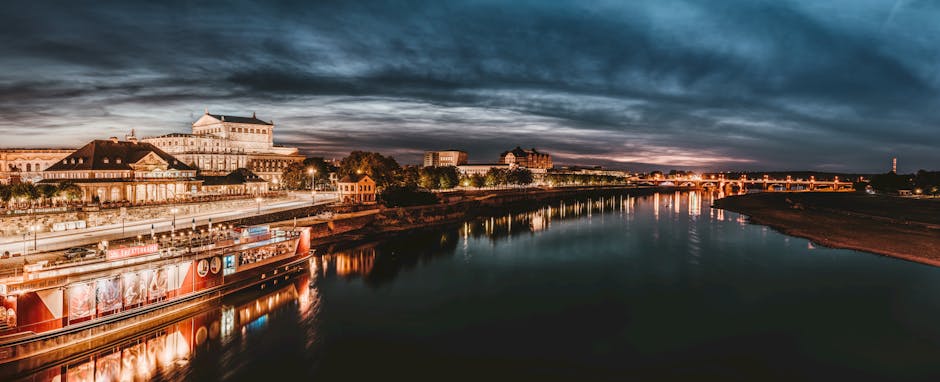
top-left (0, 225), bottom-right (312, 370)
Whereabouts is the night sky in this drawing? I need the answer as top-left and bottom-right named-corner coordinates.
top-left (1, 0), bottom-right (938, 172)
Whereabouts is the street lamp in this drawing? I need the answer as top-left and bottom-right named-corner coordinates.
top-left (170, 207), bottom-right (179, 236)
top-left (308, 168), bottom-right (317, 204)
top-left (255, 197), bottom-right (263, 214)
top-left (31, 225), bottom-right (39, 251)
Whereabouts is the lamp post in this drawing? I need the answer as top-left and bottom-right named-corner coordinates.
top-left (255, 197), bottom-right (263, 214)
top-left (32, 225), bottom-right (38, 251)
top-left (170, 207), bottom-right (179, 236)
top-left (308, 168), bottom-right (317, 204)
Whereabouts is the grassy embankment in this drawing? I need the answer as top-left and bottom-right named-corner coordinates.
top-left (714, 192), bottom-right (940, 266)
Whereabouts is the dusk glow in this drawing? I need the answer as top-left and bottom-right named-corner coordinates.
top-left (3, 0), bottom-right (939, 171)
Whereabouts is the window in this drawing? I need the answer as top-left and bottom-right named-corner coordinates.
top-left (103, 157), bottom-right (109, 164)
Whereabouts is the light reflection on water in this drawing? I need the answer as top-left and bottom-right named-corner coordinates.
top-left (20, 265), bottom-right (319, 382)
top-left (19, 190), bottom-right (940, 381)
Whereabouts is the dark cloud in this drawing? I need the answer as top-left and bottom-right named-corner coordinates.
top-left (1, 0), bottom-right (939, 172)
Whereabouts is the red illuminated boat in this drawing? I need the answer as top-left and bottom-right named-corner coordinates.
top-left (0, 225), bottom-right (313, 369)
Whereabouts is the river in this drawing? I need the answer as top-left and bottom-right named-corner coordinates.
top-left (18, 191), bottom-right (940, 381)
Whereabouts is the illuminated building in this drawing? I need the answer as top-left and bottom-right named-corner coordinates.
top-left (423, 150), bottom-right (468, 167)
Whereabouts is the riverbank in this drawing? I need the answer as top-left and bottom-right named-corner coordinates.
top-left (311, 186), bottom-right (659, 252)
top-left (713, 192), bottom-right (940, 267)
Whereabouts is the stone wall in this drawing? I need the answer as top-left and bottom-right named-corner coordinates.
top-left (0, 196), bottom-right (291, 237)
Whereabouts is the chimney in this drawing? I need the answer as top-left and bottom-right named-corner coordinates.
top-left (109, 137), bottom-right (119, 143)
top-left (252, 111), bottom-right (257, 118)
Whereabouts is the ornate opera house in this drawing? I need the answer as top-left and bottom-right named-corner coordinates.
top-left (142, 111), bottom-right (304, 187)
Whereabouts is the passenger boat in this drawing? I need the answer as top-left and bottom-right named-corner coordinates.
top-left (0, 225), bottom-right (312, 371)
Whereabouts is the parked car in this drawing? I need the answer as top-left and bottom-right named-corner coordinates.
top-left (64, 247), bottom-right (96, 260)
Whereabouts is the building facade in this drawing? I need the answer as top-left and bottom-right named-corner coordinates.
top-left (41, 138), bottom-right (201, 203)
top-left (143, 112), bottom-right (305, 187)
top-left (456, 163), bottom-right (511, 177)
top-left (337, 174), bottom-right (376, 204)
top-left (0, 149), bottom-right (74, 184)
top-left (499, 147), bottom-right (553, 169)
top-left (423, 150), bottom-right (468, 167)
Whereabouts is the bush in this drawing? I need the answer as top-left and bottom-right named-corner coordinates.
top-left (380, 186), bottom-right (439, 207)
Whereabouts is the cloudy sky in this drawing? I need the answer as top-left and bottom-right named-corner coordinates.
top-left (1, 0), bottom-right (938, 172)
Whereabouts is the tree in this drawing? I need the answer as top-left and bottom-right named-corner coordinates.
top-left (280, 162), bottom-right (309, 190)
top-left (37, 184), bottom-right (58, 205)
top-left (870, 172), bottom-right (913, 192)
top-left (469, 174), bottom-right (485, 188)
top-left (57, 182), bottom-right (83, 202)
top-left (11, 183), bottom-right (38, 205)
top-left (507, 167), bottom-right (533, 186)
top-left (339, 151), bottom-right (401, 189)
top-left (418, 167), bottom-right (438, 189)
top-left (399, 166), bottom-right (421, 188)
top-left (379, 185), bottom-right (439, 207)
top-left (303, 157), bottom-right (334, 189)
top-left (0, 184), bottom-right (11, 207)
top-left (281, 157), bottom-right (337, 191)
top-left (436, 166), bottom-right (460, 189)
top-left (484, 168), bottom-right (508, 187)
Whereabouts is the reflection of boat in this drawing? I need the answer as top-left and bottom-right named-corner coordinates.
top-left (0, 225), bottom-right (313, 373)
top-left (20, 276), bottom-right (310, 382)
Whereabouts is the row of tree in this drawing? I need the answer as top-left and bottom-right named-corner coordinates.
top-left (0, 182), bottom-right (82, 207)
top-left (869, 170), bottom-right (940, 194)
top-left (280, 157), bottom-right (336, 190)
top-left (544, 173), bottom-right (626, 186)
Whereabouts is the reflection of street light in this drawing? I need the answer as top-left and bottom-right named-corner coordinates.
top-left (255, 197), bottom-right (263, 214)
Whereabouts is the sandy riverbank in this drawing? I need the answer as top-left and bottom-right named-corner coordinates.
top-left (714, 192), bottom-right (940, 267)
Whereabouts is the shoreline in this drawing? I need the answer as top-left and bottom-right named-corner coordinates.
top-left (311, 185), bottom-right (659, 253)
top-left (713, 192), bottom-right (940, 267)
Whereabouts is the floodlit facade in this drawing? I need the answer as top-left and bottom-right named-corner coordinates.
top-left (423, 150), bottom-right (468, 167)
top-left (0, 149), bottom-right (74, 184)
top-left (143, 111), bottom-right (305, 187)
top-left (41, 137), bottom-right (201, 203)
top-left (499, 146), bottom-right (553, 169)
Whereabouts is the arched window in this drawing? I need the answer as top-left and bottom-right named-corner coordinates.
top-left (26, 163), bottom-right (31, 171)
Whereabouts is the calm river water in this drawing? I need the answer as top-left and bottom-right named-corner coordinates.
top-left (20, 191), bottom-right (940, 381)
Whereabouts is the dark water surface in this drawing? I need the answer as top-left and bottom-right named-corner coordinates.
top-left (21, 192), bottom-right (940, 381)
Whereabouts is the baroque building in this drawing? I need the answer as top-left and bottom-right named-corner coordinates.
top-left (499, 146), bottom-right (553, 169)
top-left (143, 111), bottom-right (304, 188)
top-left (0, 149), bottom-right (74, 184)
top-left (41, 138), bottom-right (201, 203)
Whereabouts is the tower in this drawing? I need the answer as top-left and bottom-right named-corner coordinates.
top-left (892, 157), bottom-right (897, 174)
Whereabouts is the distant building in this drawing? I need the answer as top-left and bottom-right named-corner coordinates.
top-left (143, 111), bottom-right (305, 188)
top-left (423, 150), bottom-right (468, 167)
top-left (41, 137), bottom-right (201, 203)
top-left (337, 174), bottom-right (376, 204)
top-left (499, 146), bottom-right (553, 169)
top-left (456, 163), bottom-right (511, 177)
top-left (0, 149), bottom-right (74, 184)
